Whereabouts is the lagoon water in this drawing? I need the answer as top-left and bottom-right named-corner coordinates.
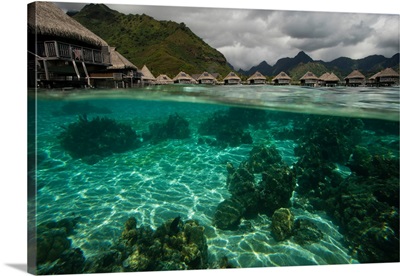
top-left (28, 85), bottom-right (399, 274)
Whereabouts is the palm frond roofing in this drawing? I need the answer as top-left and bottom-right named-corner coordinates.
top-left (248, 71), bottom-right (266, 80)
top-left (197, 71), bottom-right (217, 81)
top-left (319, 72), bottom-right (340, 81)
top-left (156, 74), bottom-right (173, 84)
top-left (300, 71), bottom-right (318, 80)
top-left (345, 70), bottom-right (365, 80)
top-left (223, 71), bottom-right (241, 80)
top-left (28, 2), bottom-right (108, 47)
top-left (140, 65), bottom-right (156, 80)
top-left (272, 71), bottom-right (291, 80)
top-left (108, 47), bottom-right (137, 70)
top-left (376, 67), bottom-right (400, 77)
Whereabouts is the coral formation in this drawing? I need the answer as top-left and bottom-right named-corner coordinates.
top-left (35, 217), bottom-right (85, 275)
top-left (197, 107), bottom-right (264, 147)
top-left (271, 208), bottom-right (295, 241)
top-left (58, 115), bottom-right (141, 163)
top-left (292, 115), bottom-right (399, 262)
top-left (214, 144), bottom-right (297, 229)
top-left (120, 216), bottom-right (209, 271)
top-left (144, 113), bottom-right (191, 143)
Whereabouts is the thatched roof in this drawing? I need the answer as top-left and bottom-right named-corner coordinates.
top-left (223, 71), bottom-right (241, 80)
top-left (173, 72), bottom-right (197, 83)
top-left (300, 71), bottom-right (318, 80)
top-left (272, 71), bottom-right (291, 81)
top-left (140, 65), bottom-right (156, 81)
top-left (156, 74), bottom-right (173, 84)
top-left (319, 72), bottom-right (340, 82)
top-left (319, 72), bottom-right (331, 81)
top-left (108, 47), bottom-right (137, 70)
top-left (325, 72), bottom-right (340, 82)
top-left (369, 72), bottom-right (381, 80)
top-left (376, 67), bottom-right (399, 78)
top-left (28, 2), bottom-right (108, 47)
top-left (197, 71), bottom-right (217, 81)
top-left (345, 70), bottom-right (365, 80)
top-left (248, 71), bottom-right (266, 81)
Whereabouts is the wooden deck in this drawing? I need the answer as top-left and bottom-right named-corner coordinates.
top-left (37, 41), bottom-right (111, 66)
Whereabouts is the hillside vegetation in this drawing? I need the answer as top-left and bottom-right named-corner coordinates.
top-left (72, 4), bottom-right (232, 77)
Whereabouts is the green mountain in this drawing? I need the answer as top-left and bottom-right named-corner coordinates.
top-left (71, 4), bottom-right (232, 78)
top-left (240, 51), bottom-right (399, 81)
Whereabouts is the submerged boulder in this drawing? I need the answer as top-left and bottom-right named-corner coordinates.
top-left (271, 208), bottom-right (295, 241)
top-left (120, 216), bottom-right (209, 271)
top-left (145, 113), bottom-right (191, 143)
top-left (213, 198), bottom-right (245, 230)
top-left (58, 115), bottom-right (141, 163)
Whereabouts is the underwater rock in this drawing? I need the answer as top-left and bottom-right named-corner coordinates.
top-left (271, 208), bottom-right (295, 241)
top-left (244, 145), bottom-right (283, 173)
top-left (145, 113), bottom-right (190, 143)
top-left (294, 115), bottom-right (364, 163)
top-left (38, 248), bottom-right (86, 275)
top-left (121, 216), bottom-right (209, 271)
top-left (58, 115), bottom-right (141, 163)
top-left (292, 219), bottom-right (323, 245)
top-left (213, 198), bottom-right (245, 230)
top-left (226, 163), bottom-right (259, 211)
top-left (218, 256), bottom-right (236, 268)
top-left (35, 217), bottom-right (85, 275)
top-left (258, 164), bottom-right (296, 216)
top-left (323, 174), bottom-right (399, 263)
top-left (36, 217), bottom-right (81, 264)
top-left (197, 109), bottom-right (254, 148)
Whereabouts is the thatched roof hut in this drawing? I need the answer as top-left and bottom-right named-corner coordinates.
top-left (247, 71), bottom-right (266, 85)
top-left (319, 72), bottom-right (340, 86)
top-left (300, 71), bottom-right (318, 86)
top-left (155, 74), bottom-right (173, 85)
top-left (108, 47), bottom-right (137, 70)
top-left (197, 71), bottom-right (217, 84)
top-left (223, 71), bottom-right (241, 85)
top-left (28, 2), bottom-right (108, 47)
top-left (272, 71), bottom-right (291, 85)
top-left (173, 72), bottom-right (197, 84)
top-left (376, 67), bottom-right (399, 78)
top-left (370, 67), bottom-right (399, 86)
top-left (140, 65), bottom-right (156, 84)
top-left (345, 70), bottom-right (365, 86)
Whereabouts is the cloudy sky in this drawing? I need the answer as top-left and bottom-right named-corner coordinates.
top-left (55, 1), bottom-right (399, 70)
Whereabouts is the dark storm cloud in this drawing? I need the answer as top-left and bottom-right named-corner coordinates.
top-left (53, 1), bottom-right (399, 70)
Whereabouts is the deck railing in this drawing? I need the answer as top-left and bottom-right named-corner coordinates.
top-left (37, 41), bottom-right (111, 66)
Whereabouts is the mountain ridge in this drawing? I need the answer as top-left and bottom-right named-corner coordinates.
top-left (71, 4), bottom-right (399, 80)
top-left (239, 52), bottom-right (399, 79)
top-left (72, 4), bottom-right (233, 77)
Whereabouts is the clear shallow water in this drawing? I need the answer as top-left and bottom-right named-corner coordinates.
top-left (28, 85), bottom-right (399, 272)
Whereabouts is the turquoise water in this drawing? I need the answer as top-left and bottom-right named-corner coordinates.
top-left (28, 85), bottom-right (399, 274)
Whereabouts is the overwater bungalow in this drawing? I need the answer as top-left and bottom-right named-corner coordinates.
top-left (173, 71), bottom-right (197, 84)
top-left (197, 72), bottom-right (217, 85)
top-left (140, 65), bottom-right (156, 85)
top-left (155, 74), bottom-right (174, 85)
top-left (300, 71), bottom-right (319, 86)
top-left (247, 71), bottom-right (266, 85)
top-left (370, 67), bottom-right (399, 86)
top-left (345, 70), bottom-right (366, 87)
top-left (28, 2), bottom-right (112, 88)
top-left (319, 72), bottom-right (340, 87)
top-left (272, 71), bottom-right (291, 85)
top-left (89, 47), bottom-right (140, 88)
top-left (223, 72), bottom-right (241, 85)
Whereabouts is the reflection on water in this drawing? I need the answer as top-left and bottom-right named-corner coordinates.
top-left (28, 85), bottom-right (399, 274)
